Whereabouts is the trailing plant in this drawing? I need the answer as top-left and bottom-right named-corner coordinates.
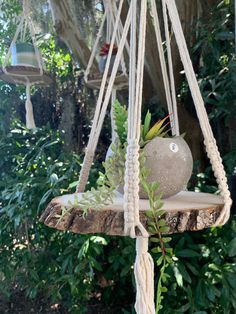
top-left (139, 153), bottom-right (173, 313)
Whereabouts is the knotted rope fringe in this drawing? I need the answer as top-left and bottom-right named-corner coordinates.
top-left (134, 237), bottom-right (155, 314)
top-left (165, 0), bottom-right (232, 225)
top-left (25, 82), bottom-right (36, 129)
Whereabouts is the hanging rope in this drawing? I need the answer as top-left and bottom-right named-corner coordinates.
top-left (122, 1), bottom-right (155, 313)
top-left (164, 0), bottom-right (231, 225)
top-left (111, 87), bottom-right (117, 143)
top-left (162, 0), bottom-right (179, 136)
top-left (124, 0), bottom-right (148, 238)
top-left (76, 0), bottom-right (131, 193)
top-left (149, 0), bottom-right (176, 136)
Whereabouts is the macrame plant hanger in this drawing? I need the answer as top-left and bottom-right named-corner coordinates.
top-left (84, 0), bottom-right (129, 91)
top-left (0, 0), bottom-right (52, 129)
top-left (41, 1), bottom-right (232, 313)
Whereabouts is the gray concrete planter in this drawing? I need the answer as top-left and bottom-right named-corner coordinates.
top-left (107, 136), bottom-right (193, 199)
top-left (139, 136), bottom-right (193, 198)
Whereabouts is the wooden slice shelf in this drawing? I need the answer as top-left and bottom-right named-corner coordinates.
top-left (0, 66), bottom-right (53, 86)
top-left (40, 191), bottom-right (224, 236)
top-left (85, 73), bottom-right (128, 90)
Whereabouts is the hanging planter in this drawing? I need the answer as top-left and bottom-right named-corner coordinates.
top-left (40, 1), bottom-right (232, 313)
top-left (99, 43), bottom-right (119, 74)
top-left (0, 0), bottom-right (52, 129)
top-left (106, 104), bottom-right (193, 199)
top-left (11, 42), bottom-right (40, 68)
top-left (84, 1), bottom-right (129, 90)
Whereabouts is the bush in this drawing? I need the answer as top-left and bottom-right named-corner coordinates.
top-left (0, 123), bottom-right (136, 312)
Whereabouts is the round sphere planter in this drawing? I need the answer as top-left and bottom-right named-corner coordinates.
top-left (107, 136), bottom-right (193, 199)
top-left (139, 136), bottom-right (193, 199)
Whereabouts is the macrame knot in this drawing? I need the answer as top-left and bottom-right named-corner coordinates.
top-left (123, 139), bottom-right (149, 238)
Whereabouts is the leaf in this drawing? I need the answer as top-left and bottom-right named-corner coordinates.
top-left (152, 247), bottom-right (162, 254)
top-left (159, 226), bottom-right (170, 233)
top-left (228, 238), bottom-right (236, 257)
top-left (143, 110), bottom-right (151, 139)
top-left (173, 265), bottom-right (183, 287)
top-left (144, 114), bottom-right (171, 141)
top-left (176, 249), bottom-right (200, 258)
top-left (162, 237), bottom-right (172, 243)
top-left (146, 210), bottom-right (155, 218)
top-left (150, 237), bottom-right (160, 243)
top-left (156, 255), bottom-right (164, 266)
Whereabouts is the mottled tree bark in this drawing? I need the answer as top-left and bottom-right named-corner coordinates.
top-left (40, 192), bottom-right (224, 236)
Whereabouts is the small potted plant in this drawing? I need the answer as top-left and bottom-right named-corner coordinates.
top-left (99, 43), bottom-right (119, 74)
top-left (11, 42), bottom-right (40, 68)
top-left (108, 101), bottom-right (193, 199)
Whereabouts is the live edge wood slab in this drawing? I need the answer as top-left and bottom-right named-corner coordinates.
top-left (40, 191), bottom-right (224, 236)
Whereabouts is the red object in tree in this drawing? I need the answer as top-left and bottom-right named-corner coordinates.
top-left (99, 43), bottom-right (118, 56)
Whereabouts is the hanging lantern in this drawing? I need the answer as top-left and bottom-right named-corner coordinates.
top-left (0, 0), bottom-right (52, 129)
top-left (40, 0), bottom-right (232, 313)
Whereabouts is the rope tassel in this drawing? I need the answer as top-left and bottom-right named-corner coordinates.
top-left (134, 237), bottom-right (155, 314)
top-left (25, 83), bottom-right (36, 129)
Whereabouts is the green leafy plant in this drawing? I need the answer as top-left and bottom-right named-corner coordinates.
top-left (140, 153), bottom-right (173, 313)
top-left (113, 100), bottom-right (171, 147)
top-left (76, 101), bottom-right (174, 313)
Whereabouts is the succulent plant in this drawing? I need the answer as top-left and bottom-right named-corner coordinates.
top-left (113, 100), bottom-right (171, 147)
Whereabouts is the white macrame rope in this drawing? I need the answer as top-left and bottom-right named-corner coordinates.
top-left (162, 0), bottom-right (179, 136)
top-left (111, 87), bottom-right (117, 143)
top-left (108, 0), bottom-right (127, 75)
top-left (124, 0), bottom-right (149, 238)
top-left (111, 0), bottom-right (130, 58)
top-left (149, 0), bottom-right (175, 136)
top-left (25, 82), bottom-right (36, 129)
top-left (165, 0), bottom-right (232, 225)
top-left (134, 237), bottom-right (155, 314)
top-left (84, 8), bottom-right (108, 82)
top-left (77, 0), bottom-right (130, 193)
top-left (124, 3), bottom-right (155, 312)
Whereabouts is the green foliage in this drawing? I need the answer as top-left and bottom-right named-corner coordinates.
top-left (0, 123), bottom-right (135, 311)
top-left (113, 100), bottom-right (171, 148)
top-left (140, 154), bottom-right (173, 313)
top-left (159, 220), bottom-right (236, 314)
top-left (113, 100), bottom-right (128, 145)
